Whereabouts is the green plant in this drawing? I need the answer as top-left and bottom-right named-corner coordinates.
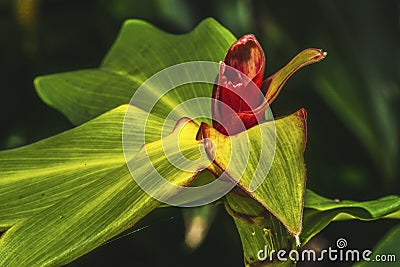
top-left (0, 18), bottom-right (399, 266)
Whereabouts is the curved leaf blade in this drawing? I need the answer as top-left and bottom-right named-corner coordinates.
top-left (35, 18), bottom-right (236, 125)
top-left (302, 190), bottom-right (400, 244)
top-left (0, 118), bottom-right (205, 266)
top-left (0, 104), bottom-right (164, 230)
top-left (202, 109), bottom-right (307, 237)
top-left (263, 48), bottom-right (327, 104)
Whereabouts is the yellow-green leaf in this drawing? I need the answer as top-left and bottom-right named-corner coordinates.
top-left (0, 104), bottom-right (160, 230)
top-left (201, 109), bottom-right (307, 237)
top-left (263, 48), bottom-right (327, 104)
top-left (0, 116), bottom-right (205, 266)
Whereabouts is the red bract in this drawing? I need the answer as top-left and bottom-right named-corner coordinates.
top-left (212, 34), bottom-right (326, 135)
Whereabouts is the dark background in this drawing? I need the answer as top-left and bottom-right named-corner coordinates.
top-left (0, 0), bottom-right (399, 266)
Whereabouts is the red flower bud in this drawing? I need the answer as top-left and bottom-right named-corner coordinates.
top-left (212, 34), bottom-right (326, 136)
top-left (212, 34), bottom-right (266, 135)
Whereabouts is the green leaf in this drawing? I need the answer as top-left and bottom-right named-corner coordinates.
top-left (226, 189), bottom-right (400, 265)
top-left (0, 104), bottom-right (168, 230)
top-left (355, 224), bottom-right (400, 267)
top-left (35, 18), bottom-right (236, 125)
top-left (0, 117), bottom-right (205, 266)
top-left (225, 191), bottom-right (295, 266)
top-left (201, 109), bottom-right (307, 237)
top-left (263, 48), bottom-right (327, 104)
top-left (302, 190), bottom-right (400, 245)
top-left (1, 18), bottom-right (252, 265)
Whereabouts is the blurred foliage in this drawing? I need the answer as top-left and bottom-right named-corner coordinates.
top-left (0, 0), bottom-right (399, 266)
top-left (355, 223), bottom-right (400, 267)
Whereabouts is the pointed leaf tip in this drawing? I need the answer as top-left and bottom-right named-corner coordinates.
top-left (263, 48), bottom-right (327, 104)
